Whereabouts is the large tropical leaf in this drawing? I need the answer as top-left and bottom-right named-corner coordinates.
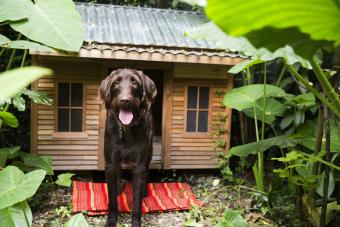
top-left (0, 66), bottom-right (52, 100)
top-left (0, 34), bottom-right (10, 43)
top-left (284, 93), bottom-right (316, 110)
top-left (223, 84), bottom-right (286, 111)
top-left (243, 98), bottom-right (286, 124)
top-left (297, 119), bottom-right (340, 153)
top-left (0, 166), bottom-right (46, 209)
top-left (316, 172), bottom-right (335, 199)
top-left (66, 213), bottom-right (89, 227)
top-left (228, 59), bottom-right (264, 74)
top-left (0, 201), bottom-right (32, 227)
top-left (230, 135), bottom-right (299, 157)
top-left (185, 22), bottom-right (312, 69)
top-left (0, 111), bottom-right (19, 128)
top-left (55, 173), bottom-right (75, 187)
top-left (10, 0), bottom-right (84, 52)
top-left (18, 152), bottom-right (54, 175)
top-left (0, 0), bottom-right (29, 22)
top-left (0, 34), bottom-right (55, 52)
top-left (206, 0), bottom-right (340, 58)
top-left (180, 0), bottom-right (206, 6)
top-left (20, 89), bottom-right (53, 106)
top-left (215, 209), bottom-right (247, 227)
top-left (0, 146), bottom-right (20, 167)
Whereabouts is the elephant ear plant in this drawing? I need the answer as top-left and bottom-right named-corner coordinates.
top-left (184, 0), bottom-right (340, 225)
top-left (0, 0), bottom-right (86, 226)
top-left (186, 0), bottom-right (340, 225)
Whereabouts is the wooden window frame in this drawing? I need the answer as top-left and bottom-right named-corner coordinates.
top-left (53, 80), bottom-right (87, 138)
top-left (183, 83), bottom-right (212, 136)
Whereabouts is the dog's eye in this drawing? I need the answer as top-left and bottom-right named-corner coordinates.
top-left (113, 80), bottom-right (120, 87)
top-left (131, 79), bottom-right (139, 87)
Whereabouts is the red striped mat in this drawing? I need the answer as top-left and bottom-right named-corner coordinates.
top-left (72, 181), bottom-right (202, 215)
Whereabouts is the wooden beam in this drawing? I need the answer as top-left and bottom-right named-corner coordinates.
top-left (97, 61), bottom-right (107, 170)
top-left (224, 75), bottom-right (234, 153)
top-left (30, 55), bottom-right (39, 154)
top-left (163, 68), bottom-right (174, 169)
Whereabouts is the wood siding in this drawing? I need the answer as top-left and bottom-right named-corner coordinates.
top-left (167, 64), bottom-right (232, 169)
top-left (169, 77), bottom-right (232, 169)
top-left (31, 57), bottom-right (234, 170)
top-left (33, 57), bottom-right (101, 170)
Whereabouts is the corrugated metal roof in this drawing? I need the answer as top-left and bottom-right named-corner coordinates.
top-left (82, 43), bottom-right (243, 58)
top-left (76, 2), bottom-right (219, 50)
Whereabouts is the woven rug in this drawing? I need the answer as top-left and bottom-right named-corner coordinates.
top-left (72, 181), bottom-right (202, 215)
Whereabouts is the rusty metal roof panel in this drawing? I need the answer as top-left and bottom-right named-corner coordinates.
top-left (76, 2), bottom-right (218, 50)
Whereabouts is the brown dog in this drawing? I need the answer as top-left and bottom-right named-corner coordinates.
top-left (99, 69), bottom-right (157, 227)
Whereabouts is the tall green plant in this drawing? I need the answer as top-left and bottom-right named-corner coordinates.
top-left (204, 1), bottom-right (340, 225)
top-left (0, 1), bottom-right (84, 226)
top-left (205, 0), bottom-right (340, 117)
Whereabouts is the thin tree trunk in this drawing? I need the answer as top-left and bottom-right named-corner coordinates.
top-left (309, 104), bottom-right (325, 198)
top-left (320, 107), bottom-right (330, 227)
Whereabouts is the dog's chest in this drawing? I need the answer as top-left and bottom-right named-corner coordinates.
top-left (115, 133), bottom-right (147, 164)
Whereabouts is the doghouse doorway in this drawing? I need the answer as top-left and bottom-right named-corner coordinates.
top-left (101, 68), bottom-right (164, 169)
top-left (143, 70), bottom-right (164, 168)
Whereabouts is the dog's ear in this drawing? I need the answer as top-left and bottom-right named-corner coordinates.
top-left (99, 70), bottom-right (117, 111)
top-left (137, 71), bottom-right (157, 111)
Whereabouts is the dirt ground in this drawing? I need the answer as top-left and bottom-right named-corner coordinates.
top-left (31, 171), bottom-right (275, 227)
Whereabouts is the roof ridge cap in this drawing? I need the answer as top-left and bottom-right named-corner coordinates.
top-left (74, 1), bottom-right (204, 15)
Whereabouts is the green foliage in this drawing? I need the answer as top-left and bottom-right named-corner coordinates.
top-left (297, 119), bottom-right (340, 153)
top-left (185, 22), bottom-right (312, 69)
top-left (0, 201), bottom-right (32, 227)
top-left (16, 152), bottom-right (54, 175)
top-left (0, 111), bottom-right (18, 128)
top-left (223, 84), bottom-right (286, 111)
top-left (8, 0), bottom-right (84, 52)
top-left (316, 172), bottom-right (335, 199)
top-left (0, 34), bottom-right (55, 52)
top-left (0, 0), bottom-right (28, 22)
top-left (214, 139), bottom-right (226, 148)
top-left (206, 0), bottom-right (340, 59)
top-left (0, 166), bottom-right (46, 210)
top-left (215, 209), bottom-right (247, 227)
top-left (0, 146), bottom-right (20, 167)
top-left (20, 89), bottom-right (53, 106)
top-left (55, 173), bottom-right (75, 187)
top-left (0, 67), bottom-right (52, 100)
top-left (243, 98), bottom-right (286, 124)
top-left (272, 150), bottom-right (338, 196)
top-left (229, 135), bottom-right (299, 157)
top-left (65, 213), bottom-right (89, 227)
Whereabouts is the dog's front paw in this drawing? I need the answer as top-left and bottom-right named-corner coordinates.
top-left (104, 218), bottom-right (117, 227)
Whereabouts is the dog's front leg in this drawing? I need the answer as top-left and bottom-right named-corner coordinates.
top-left (105, 162), bottom-right (120, 227)
top-left (132, 164), bottom-right (147, 227)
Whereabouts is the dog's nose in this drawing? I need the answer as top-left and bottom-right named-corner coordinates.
top-left (120, 99), bottom-right (130, 105)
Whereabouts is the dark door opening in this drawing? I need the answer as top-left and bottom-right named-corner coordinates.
top-left (143, 70), bottom-right (164, 168)
top-left (106, 68), bottom-right (164, 168)
top-left (143, 70), bottom-right (163, 137)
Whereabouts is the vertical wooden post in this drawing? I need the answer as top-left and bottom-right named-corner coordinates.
top-left (162, 67), bottom-right (174, 169)
top-left (30, 55), bottom-right (38, 154)
top-left (97, 61), bottom-right (107, 170)
top-left (224, 74), bottom-right (233, 153)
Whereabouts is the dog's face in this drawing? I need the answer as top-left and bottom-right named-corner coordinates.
top-left (99, 69), bottom-right (157, 126)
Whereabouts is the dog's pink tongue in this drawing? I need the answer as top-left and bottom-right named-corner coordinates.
top-left (119, 110), bottom-right (133, 125)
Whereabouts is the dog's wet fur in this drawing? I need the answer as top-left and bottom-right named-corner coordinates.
top-left (99, 69), bottom-right (157, 227)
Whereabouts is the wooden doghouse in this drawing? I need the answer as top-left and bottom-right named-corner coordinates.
top-left (30, 3), bottom-right (244, 170)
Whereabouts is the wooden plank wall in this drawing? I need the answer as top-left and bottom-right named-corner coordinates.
top-left (169, 63), bottom-right (232, 169)
top-left (34, 57), bottom-right (101, 170)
